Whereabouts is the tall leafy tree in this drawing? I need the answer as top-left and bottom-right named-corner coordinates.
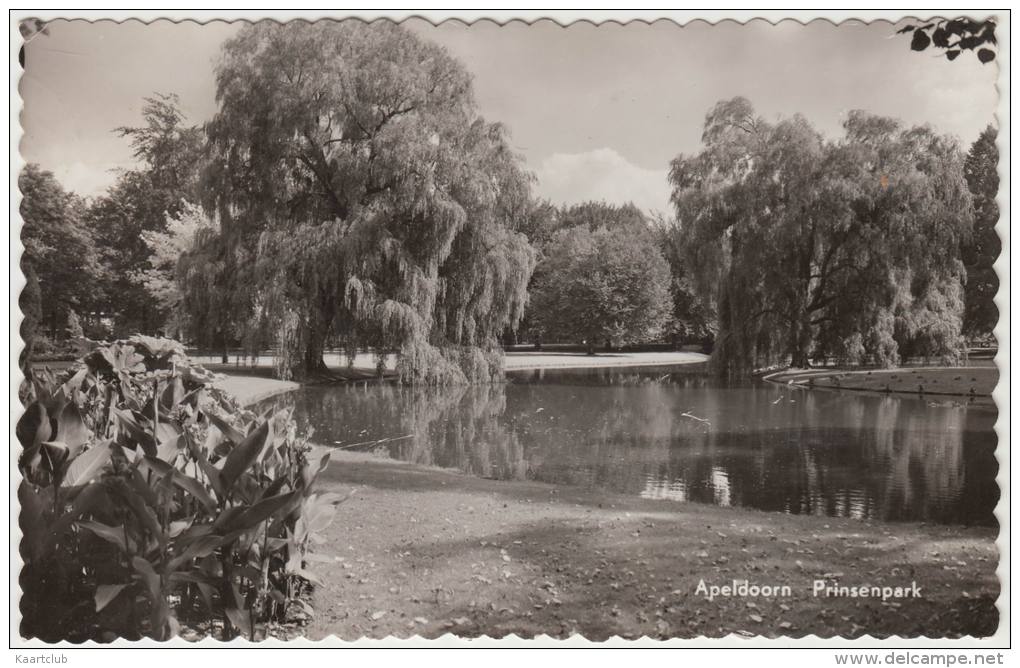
top-left (85, 93), bottom-right (205, 336)
top-left (135, 201), bottom-right (214, 338)
top-left (670, 98), bottom-right (973, 375)
top-left (961, 125), bottom-right (1000, 339)
top-left (528, 206), bottom-right (672, 354)
top-left (19, 164), bottom-right (102, 346)
top-left (651, 212), bottom-right (716, 348)
top-left (190, 21), bottom-right (535, 382)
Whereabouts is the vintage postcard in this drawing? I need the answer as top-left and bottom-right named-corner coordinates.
top-left (10, 9), bottom-right (1009, 654)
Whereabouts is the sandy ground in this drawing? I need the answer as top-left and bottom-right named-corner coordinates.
top-left (768, 366), bottom-right (999, 397)
top-left (302, 452), bottom-right (999, 641)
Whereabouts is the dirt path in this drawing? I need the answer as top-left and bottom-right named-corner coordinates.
top-left (304, 452), bottom-right (999, 641)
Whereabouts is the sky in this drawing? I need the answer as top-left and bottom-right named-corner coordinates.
top-left (19, 17), bottom-right (999, 215)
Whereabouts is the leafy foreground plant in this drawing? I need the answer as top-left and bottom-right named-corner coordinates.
top-left (18, 335), bottom-right (341, 642)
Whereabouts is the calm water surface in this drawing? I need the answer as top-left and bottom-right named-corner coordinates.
top-left (266, 366), bottom-right (999, 526)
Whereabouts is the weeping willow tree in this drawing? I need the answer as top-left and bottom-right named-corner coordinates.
top-left (184, 20), bottom-right (536, 382)
top-left (669, 98), bottom-right (973, 376)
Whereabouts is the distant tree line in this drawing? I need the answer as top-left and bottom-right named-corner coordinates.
top-left (517, 201), bottom-right (707, 354)
top-left (19, 92), bottom-right (203, 363)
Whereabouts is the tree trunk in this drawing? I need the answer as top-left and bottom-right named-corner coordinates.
top-left (586, 340), bottom-right (595, 356)
top-left (301, 295), bottom-right (334, 376)
top-left (788, 316), bottom-right (811, 368)
top-left (302, 323), bottom-right (329, 376)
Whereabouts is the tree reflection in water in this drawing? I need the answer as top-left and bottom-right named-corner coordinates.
top-left (262, 368), bottom-right (998, 526)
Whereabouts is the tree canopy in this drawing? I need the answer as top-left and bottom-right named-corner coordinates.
top-left (528, 203), bottom-right (672, 353)
top-left (84, 93), bottom-right (205, 336)
top-left (136, 200), bottom-right (214, 338)
top-left (186, 20), bottom-right (536, 382)
top-left (669, 98), bottom-right (973, 374)
top-left (18, 164), bottom-right (102, 347)
top-left (652, 211), bottom-right (716, 346)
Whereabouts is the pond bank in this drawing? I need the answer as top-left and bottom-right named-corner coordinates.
top-left (504, 350), bottom-right (708, 370)
top-left (766, 366), bottom-right (999, 397)
top-left (212, 375), bottom-right (300, 406)
top-left (210, 351), bottom-right (710, 403)
top-left (304, 451), bottom-right (999, 641)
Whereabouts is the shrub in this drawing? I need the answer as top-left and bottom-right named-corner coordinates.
top-left (66, 310), bottom-right (85, 339)
top-left (17, 335), bottom-right (338, 642)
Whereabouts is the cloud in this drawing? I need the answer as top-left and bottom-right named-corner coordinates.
top-left (533, 148), bottom-right (672, 216)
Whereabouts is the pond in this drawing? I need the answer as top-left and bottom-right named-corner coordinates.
top-left (262, 365), bottom-right (999, 527)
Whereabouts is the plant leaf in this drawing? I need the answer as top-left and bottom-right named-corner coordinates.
top-left (112, 408), bottom-right (156, 456)
top-left (78, 520), bottom-right (129, 553)
top-left (140, 456), bottom-right (217, 513)
top-left (184, 432), bottom-right (223, 498)
top-left (16, 400), bottom-right (50, 453)
top-left (18, 483), bottom-right (48, 562)
top-left (155, 421), bottom-right (181, 446)
top-left (224, 607), bottom-right (251, 638)
top-left (39, 441), bottom-right (70, 476)
top-left (42, 483), bottom-right (107, 553)
top-left (131, 556), bottom-right (161, 601)
top-left (62, 440), bottom-right (113, 487)
top-left (170, 572), bottom-right (216, 611)
top-left (56, 402), bottom-right (91, 454)
top-left (220, 419), bottom-right (272, 493)
top-left (206, 412), bottom-right (245, 446)
top-left (911, 28), bottom-right (931, 51)
top-left (160, 376), bottom-right (185, 411)
top-left (218, 490), bottom-right (300, 535)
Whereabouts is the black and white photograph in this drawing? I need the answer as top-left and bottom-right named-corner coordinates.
top-left (11, 10), bottom-right (1008, 650)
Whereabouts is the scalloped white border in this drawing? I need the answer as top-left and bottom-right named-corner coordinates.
top-left (7, 8), bottom-right (1010, 650)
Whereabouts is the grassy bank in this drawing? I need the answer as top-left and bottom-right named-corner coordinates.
top-left (32, 351), bottom-right (708, 392)
top-left (212, 375), bottom-right (300, 406)
top-left (190, 350), bottom-right (710, 377)
top-left (768, 366), bottom-right (999, 397)
top-left (304, 452), bottom-right (999, 641)
top-left (504, 350), bottom-right (708, 370)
